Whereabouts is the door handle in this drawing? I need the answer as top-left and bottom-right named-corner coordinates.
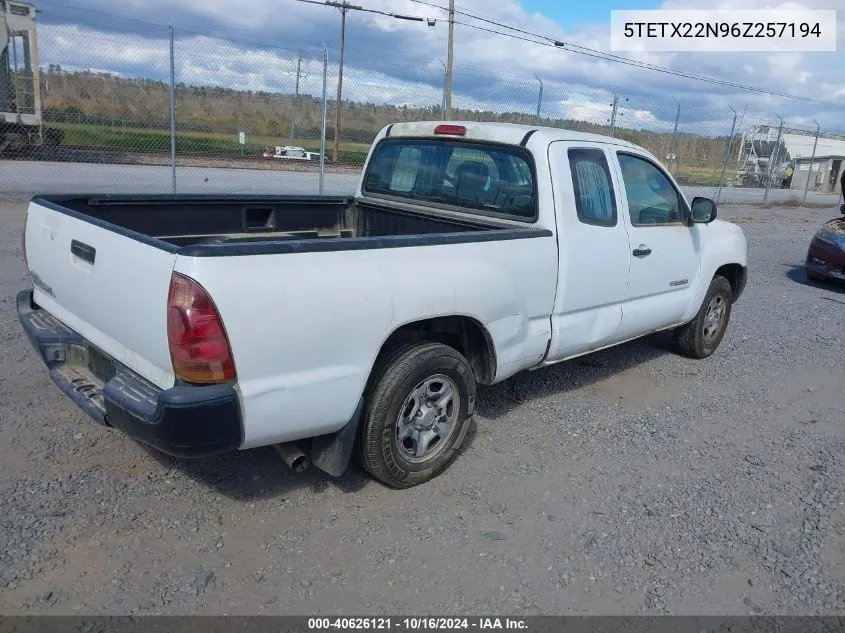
top-left (632, 247), bottom-right (652, 258)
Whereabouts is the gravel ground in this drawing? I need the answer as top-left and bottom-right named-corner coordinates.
top-left (0, 193), bottom-right (843, 616)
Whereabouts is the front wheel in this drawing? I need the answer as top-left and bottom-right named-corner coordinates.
top-left (355, 342), bottom-right (476, 489)
top-left (673, 275), bottom-right (734, 359)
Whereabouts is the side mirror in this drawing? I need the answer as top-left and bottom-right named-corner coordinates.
top-left (691, 197), bottom-right (718, 223)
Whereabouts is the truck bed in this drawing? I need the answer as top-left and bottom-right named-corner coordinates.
top-left (34, 194), bottom-right (538, 256)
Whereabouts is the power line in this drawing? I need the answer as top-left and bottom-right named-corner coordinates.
top-left (409, 0), bottom-right (844, 108)
top-left (450, 20), bottom-right (550, 47)
top-left (409, 0), bottom-right (557, 43)
top-left (455, 19), bottom-right (841, 106)
top-left (288, 0), bottom-right (434, 160)
top-left (291, 0), bottom-right (427, 22)
top-left (38, 0), bottom-right (845, 109)
top-left (43, 0), bottom-right (443, 68)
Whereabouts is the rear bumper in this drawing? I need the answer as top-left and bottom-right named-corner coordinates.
top-left (16, 289), bottom-right (243, 458)
top-left (805, 237), bottom-right (845, 282)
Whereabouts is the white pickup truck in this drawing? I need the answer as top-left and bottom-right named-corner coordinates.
top-left (18, 121), bottom-right (748, 488)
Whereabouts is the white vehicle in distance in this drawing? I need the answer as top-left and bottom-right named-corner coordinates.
top-left (262, 145), bottom-right (322, 161)
top-left (18, 121), bottom-right (748, 489)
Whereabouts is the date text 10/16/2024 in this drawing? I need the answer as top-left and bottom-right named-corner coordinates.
top-left (307, 618), bottom-right (528, 630)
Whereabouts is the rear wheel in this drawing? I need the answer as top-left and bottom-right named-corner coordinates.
top-left (355, 342), bottom-right (476, 489)
top-left (673, 275), bottom-right (733, 359)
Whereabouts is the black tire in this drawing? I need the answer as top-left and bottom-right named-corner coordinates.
top-left (355, 342), bottom-right (476, 489)
top-left (673, 275), bottom-right (733, 359)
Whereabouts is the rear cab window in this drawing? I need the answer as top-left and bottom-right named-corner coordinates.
top-left (362, 138), bottom-right (538, 221)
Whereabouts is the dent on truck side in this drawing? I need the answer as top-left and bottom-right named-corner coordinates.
top-left (680, 220), bottom-right (748, 324)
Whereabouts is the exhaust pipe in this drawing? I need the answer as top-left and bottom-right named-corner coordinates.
top-left (274, 443), bottom-right (309, 473)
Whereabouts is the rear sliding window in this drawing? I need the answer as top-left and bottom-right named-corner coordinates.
top-left (362, 139), bottom-right (538, 221)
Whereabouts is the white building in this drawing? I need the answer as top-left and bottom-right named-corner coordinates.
top-left (736, 125), bottom-right (845, 187)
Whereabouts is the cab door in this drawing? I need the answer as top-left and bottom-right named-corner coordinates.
top-left (544, 142), bottom-right (632, 362)
top-left (611, 150), bottom-right (701, 339)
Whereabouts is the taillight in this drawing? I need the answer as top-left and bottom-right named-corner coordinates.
top-left (167, 272), bottom-right (236, 384)
top-left (22, 214), bottom-right (28, 267)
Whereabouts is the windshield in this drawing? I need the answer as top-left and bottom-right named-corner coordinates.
top-left (362, 138), bottom-right (538, 221)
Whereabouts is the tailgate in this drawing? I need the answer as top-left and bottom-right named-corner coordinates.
top-left (24, 199), bottom-right (178, 389)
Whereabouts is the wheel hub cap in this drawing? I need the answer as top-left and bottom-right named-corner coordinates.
top-left (395, 374), bottom-right (460, 463)
top-left (703, 295), bottom-right (726, 344)
top-left (416, 410), bottom-right (438, 430)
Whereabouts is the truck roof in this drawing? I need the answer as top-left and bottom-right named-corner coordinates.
top-left (384, 120), bottom-right (640, 150)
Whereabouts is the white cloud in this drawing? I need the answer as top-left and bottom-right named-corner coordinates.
top-left (34, 0), bottom-right (845, 134)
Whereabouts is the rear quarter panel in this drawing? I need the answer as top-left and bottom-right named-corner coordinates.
top-left (176, 235), bottom-right (558, 448)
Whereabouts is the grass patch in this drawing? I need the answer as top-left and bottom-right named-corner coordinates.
top-left (673, 164), bottom-right (724, 186)
top-left (53, 122), bottom-right (371, 164)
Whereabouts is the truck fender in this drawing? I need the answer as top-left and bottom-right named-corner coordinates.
top-left (680, 223), bottom-right (748, 324)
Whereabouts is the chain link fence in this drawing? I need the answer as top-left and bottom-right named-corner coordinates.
top-left (2, 22), bottom-right (844, 205)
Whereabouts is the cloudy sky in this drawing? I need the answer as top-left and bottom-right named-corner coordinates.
top-left (32, 0), bottom-right (845, 135)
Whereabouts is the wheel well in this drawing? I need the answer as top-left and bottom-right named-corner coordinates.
top-left (377, 316), bottom-right (497, 385)
top-left (714, 263), bottom-right (747, 302)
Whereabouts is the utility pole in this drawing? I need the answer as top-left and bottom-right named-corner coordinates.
top-left (444, 0), bottom-right (455, 120)
top-left (668, 100), bottom-right (680, 174)
top-left (436, 58), bottom-right (447, 116)
top-left (320, 1), bottom-right (427, 160)
top-left (609, 94), bottom-right (619, 138)
top-left (289, 49), bottom-right (302, 147)
top-left (332, 2), bottom-right (356, 164)
top-left (168, 24), bottom-right (176, 194)
top-left (715, 105), bottom-right (737, 204)
top-left (319, 49), bottom-right (328, 196)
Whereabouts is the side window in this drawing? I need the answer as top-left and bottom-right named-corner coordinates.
top-left (567, 148), bottom-right (617, 227)
top-left (617, 153), bottom-right (685, 226)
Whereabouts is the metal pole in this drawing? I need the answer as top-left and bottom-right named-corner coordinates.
top-left (436, 58), bottom-right (446, 117)
top-left (441, 67), bottom-right (447, 116)
top-left (763, 115), bottom-right (784, 204)
top-left (333, 5), bottom-right (349, 164)
top-left (609, 94), bottom-right (619, 137)
top-left (802, 119), bottom-right (820, 205)
top-left (27, 17), bottom-right (43, 139)
top-left (534, 74), bottom-right (543, 124)
top-left (715, 105), bottom-right (737, 204)
top-left (726, 105), bottom-right (748, 192)
top-left (668, 101), bottom-right (680, 174)
top-left (444, 0), bottom-right (455, 120)
top-left (319, 49), bottom-right (328, 196)
top-left (289, 49), bottom-right (301, 146)
top-left (168, 25), bottom-right (177, 194)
